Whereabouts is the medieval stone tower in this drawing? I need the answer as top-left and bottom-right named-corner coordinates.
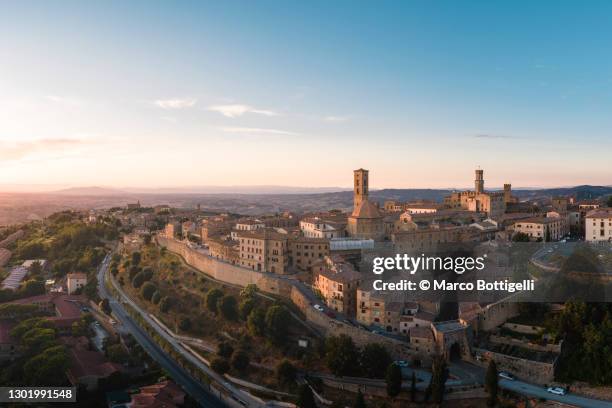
top-left (353, 168), bottom-right (369, 211)
top-left (474, 169), bottom-right (484, 194)
top-left (503, 183), bottom-right (512, 203)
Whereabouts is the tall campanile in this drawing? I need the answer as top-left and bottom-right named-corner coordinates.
top-left (354, 168), bottom-right (369, 211)
top-left (475, 168), bottom-right (484, 194)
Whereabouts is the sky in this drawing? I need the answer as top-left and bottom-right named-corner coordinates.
top-left (1, 1), bottom-right (611, 191)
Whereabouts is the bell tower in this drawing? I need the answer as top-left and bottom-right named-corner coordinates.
top-left (475, 168), bottom-right (484, 194)
top-left (354, 168), bottom-right (369, 211)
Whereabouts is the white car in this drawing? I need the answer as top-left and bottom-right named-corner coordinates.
top-left (498, 372), bottom-right (515, 381)
top-left (109, 318), bottom-right (117, 325)
top-left (313, 304), bottom-right (324, 312)
top-left (546, 387), bottom-right (566, 396)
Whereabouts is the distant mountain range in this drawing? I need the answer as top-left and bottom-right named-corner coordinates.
top-left (51, 184), bottom-right (612, 202)
top-left (53, 185), bottom-right (352, 195)
top-left (1, 184), bottom-right (610, 225)
top-left (50, 184), bottom-right (612, 199)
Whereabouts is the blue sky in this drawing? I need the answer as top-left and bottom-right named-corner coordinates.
top-left (0, 1), bottom-right (611, 190)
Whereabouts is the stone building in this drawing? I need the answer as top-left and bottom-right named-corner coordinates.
top-left (585, 208), bottom-right (612, 242)
top-left (236, 228), bottom-right (288, 274)
top-left (287, 236), bottom-right (330, 271)
top-left (208, 237), bottom-right (240, 264)
top-left (511, 216), bottom-right (567, 241)
top-left (392, 224), bottom-right (478, 252)
top-left (200, 215), bottom-right (235, 242)
top-left (313, 255), bottom-right (362, 316)
top-left (444, 169), bottom-right (509, 219)
top-left (346, 169), bottom-right (384, 241)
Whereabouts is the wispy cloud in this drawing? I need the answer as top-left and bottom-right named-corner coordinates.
top-left (219, 127), bottom-right (298, 136)
top-left (473, 133), bottom-right (519, 140)
top-left (0, 138), bottom-right (86, 161)
top-left (324, 115), bottom-right (350, 122)
top-left (154, 98), bottom-right (197, 109)
top-left (208, 104), bottom-right (279, 118)
top-left (45, 95), bottom-right (81, 106)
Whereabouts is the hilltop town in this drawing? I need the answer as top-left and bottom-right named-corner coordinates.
top-left (0, 168), bottom-right (611, 408)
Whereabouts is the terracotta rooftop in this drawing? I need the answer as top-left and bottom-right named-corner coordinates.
top-left (67, 348), bottom-right (122, 380)
top-left (410, 326), bottom-right (434, 340)
top-left (130, 381), bottom-right (185, 408)
top-left (586, 208), bottom-right (612, 219)
top-left (351, 200), bottom-right (382, 219)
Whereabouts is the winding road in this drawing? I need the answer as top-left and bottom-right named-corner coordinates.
top-left (96, 254), bottom-right (228, 408)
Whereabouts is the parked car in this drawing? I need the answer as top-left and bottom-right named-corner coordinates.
top-left (394, 360), bottom-right (409, 368)
top-left (325, 310), bottom-right (336, 318)
top-left (313, 304), bottom-right (324, 312)
top-left (109, 319), bottom-right (117, 325)
top-left (498, 372), bottom-right (515, 381)
top-left (546, 387), bottom-right (566, 396)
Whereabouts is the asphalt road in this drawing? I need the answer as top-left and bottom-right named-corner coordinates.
top-left (449, 361), bottom-right (612, 408)
top-left (96, 254), bottom-right (228, 408)
top-left (500, 379), bottom-right (612, 408)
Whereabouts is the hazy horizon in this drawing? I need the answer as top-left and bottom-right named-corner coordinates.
top-left (0, 181), bottom-right (610, 195)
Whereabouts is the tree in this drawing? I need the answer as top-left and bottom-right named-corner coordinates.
top-left (353, 389), bottom-right (366, 408)
top-left (132, 272), bottom-right (146, 288)
top-left (265, 305), bottom-right (290, 344)
top-left (325, 334), bottom-right (360, 376)
top-left (385, 363), bottom-right (402, 398)
top-left (485, 360), bottom-right (499, 407)
top-left (131, 251), bottom-right (141, 266)
top-left (429, 355), bottom-right (448, 404)
top-left (512, 232), bottom-right (530, 242)
top-left (99, 298), bottom-right (112, 315)
top-left (71, 319), bottom-right (89, 337)
top-left (247, 308), bottom-right (266, 337)
top-left (205, 288), bottom-right (223, 313)
top-left (178, 317), bottom-right (192, 332)
top-left (211, 358), bottom-right (230, 374)
top-left (23, 345), bottom-right (69, 386)
top-left (360, 343), bottom-right (392, 378)
top-left (240, 284), bottom-right (258, 299)
top-left (143, 234), bottom-right (152, 245)
top-left (410, 372), bottom-right (416, 402)
top-left (219, 295), bottom-right (239, 321)
top-left (141, 282), bottom-right (156, 301)
top-left (19, 279), bottom-right (45, 297)
top-left (29, 261), bottom-right (43, 276)
top-left (239, 297), bottom-right (257, 320)
top-left (276, 359), bottom-right (297, 386)
top-left (231, 350), bottom-right (250, 371)
top-left (151, 291), bottom-right (162, 304)
top-left (107, 343), bottom-right (129, 364)
top-left (218, 342), bottom-right (234, 359)
top-left (128, 265), bottom-right (140, 280)
top-left (159, 296), bottom-right (172, 313)
top-left (607, 195), bottom-right (612, 208)
top-left (296, 384), bottom-right (316, 408)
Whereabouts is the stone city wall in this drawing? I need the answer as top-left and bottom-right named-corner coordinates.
top-left (159, 236), bottom-right (420, 360)
top-left (489, 334), bottom-right (561, 354)
top-left (473, 347), bottom-right (556, 384)
top-left (502, 322), bottom-right (544, 335)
